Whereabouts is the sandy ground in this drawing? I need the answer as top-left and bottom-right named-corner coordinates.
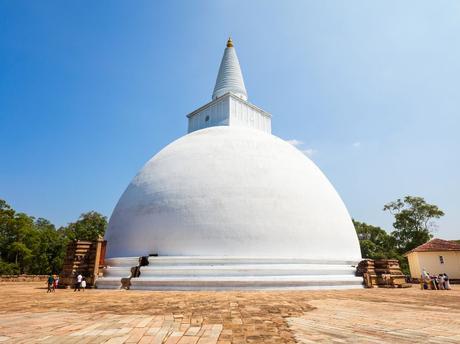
top-left (0, 282), bottom-right (459, 343)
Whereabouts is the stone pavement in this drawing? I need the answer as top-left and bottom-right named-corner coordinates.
top-left (0, 283), bottom-right (459, 343)
top-left (288, 299), bottom-right (460, 343)
top-left (0, 312), bottom-right (223, 344)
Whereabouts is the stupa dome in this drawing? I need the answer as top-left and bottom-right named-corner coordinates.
top-left (106, 126), bottom-right (361, 261)
top-left (98, 39), bottom-right (362, 290)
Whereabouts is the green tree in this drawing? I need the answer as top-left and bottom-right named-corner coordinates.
top-left (29, 218), bottom-right (68, 274)
top-left (0, 198), bottom-right (106, 275)
top-left (63, 211), bottom-right (107, 241)
top-left (6, 213), bottom-right (38, 273)
top-left (353, 220), bottom-right (397, 259)
top-left (0, 199), bottom-right (16, 264)
top-left (353, 219), bottom-right (411, 274)
top-left (0, 200), bottom-right (39, 273)
top-left (383, 196), bottom-right (444, 253)
top-left (0, 260), bottom-right (20, 274)
top-left (0, 200), bottom-right (20, 274)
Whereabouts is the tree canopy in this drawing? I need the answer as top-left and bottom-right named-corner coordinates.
top-left (0, 199), bottom-right (107, 275)
top-left (63, 211), bottom-right (108, 241)
top-left (353, 220), bottom-right (397, 259)
top-left (354, 195), bottom-right (445, 274)
top-left (383, 196), bottom-right (444, 253)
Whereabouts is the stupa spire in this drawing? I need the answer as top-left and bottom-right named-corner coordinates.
top-left (212, 37), bottom-right (248, 101)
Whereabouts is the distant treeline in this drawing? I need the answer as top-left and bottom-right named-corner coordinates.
top-left (0, 199), bottom-right (107, 275)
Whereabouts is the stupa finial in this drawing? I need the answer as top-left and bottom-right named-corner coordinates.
top-left (226, 37), bottom-right (233, 48)
top-left (212, 37), bottom-right (247, 100)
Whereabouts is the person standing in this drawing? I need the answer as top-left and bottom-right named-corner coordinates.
top-left (421, 269), bottom-right (430, 290)
top-left (47, 274), bottom-right (54, 293)
top-left (74, 273), bottom-right (82, 292)
top-left (444, 273), bottom-right (451, 290)
top-left (437, 274), bottom-right (444, 290)
top-left (431, 274), bottom-right (438, 290)
top-left (81, 277), bottom-right (87, 291)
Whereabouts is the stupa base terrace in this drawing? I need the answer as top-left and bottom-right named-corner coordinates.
top-left (95, 256), bottom-right (363, 290)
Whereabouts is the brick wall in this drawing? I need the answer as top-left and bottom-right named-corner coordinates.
top-left (0, 275), bottom-right (49, 282)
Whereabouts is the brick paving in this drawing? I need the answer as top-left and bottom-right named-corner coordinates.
top-left (0, 283), bottom-right (459, 343)
top-left (288, 299), bottom-right (460, 343)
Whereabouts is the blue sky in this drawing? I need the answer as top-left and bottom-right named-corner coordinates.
top-left (1, 1), bottom-right (459, 239)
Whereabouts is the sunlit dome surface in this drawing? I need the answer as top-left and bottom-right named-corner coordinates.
top-left (106, 126), bottom-right (361, 261)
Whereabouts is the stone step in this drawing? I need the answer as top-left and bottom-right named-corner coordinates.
top-left (104, 257), bottom-right (140, 267)
top-left (94, 277), bottom-right (123, 289)
top-left (75, 247), bottom-right (92, 251)
top-left (139, 264), bottom-right (356, 277)
top-left (144, 257), bottom-right (358, 266)
top-left (101, 266), bottom-right (132, 278)
top-left (129, 275), bottom-right (363, 291)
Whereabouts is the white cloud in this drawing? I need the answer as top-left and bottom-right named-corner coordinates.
top-left (301, 148), bottom-right (316, 157)
top-left (352, 141), bottom-right (361, 148)
top-left (285, 138), bottom-right (316, 157)
top-left (286, 139), bottom-right (304, 147)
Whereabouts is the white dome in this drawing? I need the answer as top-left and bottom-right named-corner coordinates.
top-left (106, 126), bottom-right (361, 262)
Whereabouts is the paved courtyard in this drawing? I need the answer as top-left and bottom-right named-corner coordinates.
top-left (0, 283), bottom-right (459, 343)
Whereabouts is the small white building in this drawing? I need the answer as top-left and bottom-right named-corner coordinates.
top-left (405, 238), bottom-right (460, 280)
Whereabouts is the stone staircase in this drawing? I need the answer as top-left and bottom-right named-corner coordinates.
top-left (59, 239), bottom-right (106, 287)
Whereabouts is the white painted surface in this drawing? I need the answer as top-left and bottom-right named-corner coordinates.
top-left (407, 251), bottom-right (460, 279)
top-left (187, 95), bottom-right (230, 133)
top-left (228, 96), bottom-right (271, 133)
top-left (94, 258), bottom-right (136, 289)
top-left (187, 93), bottom-right (271, 134)
top-left (212, 44), bottom-right (247, 100)
top-left (95, 257), bottom-right (362, 290)
top-left (130, 257), bottom-right (362, 290)
top-left (105, 126), bottom-right (361, 263)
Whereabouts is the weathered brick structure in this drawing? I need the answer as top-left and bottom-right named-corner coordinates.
top-left (357, 259), bottom-right (410, 288)
top-left (59, 239), bottom-right (106, 287)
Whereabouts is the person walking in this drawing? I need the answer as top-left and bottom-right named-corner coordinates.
top-left (47, 274), bottom-right (54, 293)
top-left (81, 277), bottom-right (87, 291)
top-left (53, 275), bottom-right (59, 290)
top-left (74, 273), bottom-right (82, 292)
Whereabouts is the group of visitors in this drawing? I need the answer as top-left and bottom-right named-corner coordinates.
top-left (421, 269), bottom-right (451, 290)
top-left (46, 272), bottom-right (88, 292)
top-left (74, 272), bottom-right (87, 291)
top-left (46, 274), bottom-right (59, 292)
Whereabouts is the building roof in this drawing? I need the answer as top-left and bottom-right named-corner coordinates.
top-left (405, 238), bottom-right (460, 255)
top-left (212, 38), bottom-right (248, 101)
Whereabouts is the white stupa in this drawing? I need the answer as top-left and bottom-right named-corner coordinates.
top-left (97, 38), bottom-right (362, 290)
